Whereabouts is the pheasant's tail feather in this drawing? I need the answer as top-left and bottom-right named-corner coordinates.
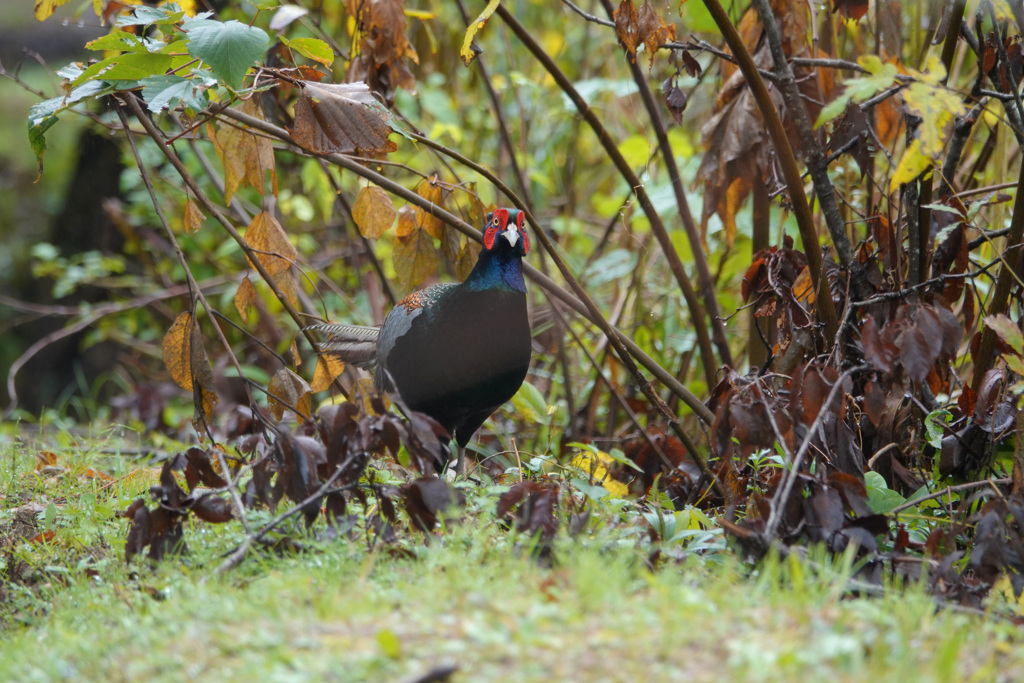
top-left (307, 322), bottom-right (380, 369)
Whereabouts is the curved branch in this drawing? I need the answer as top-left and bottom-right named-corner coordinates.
top-left (598, 0), bottom-right (732, 368)
top-left (495, 3), bottom-right (721, 387)
top-left (701, 0), bottom-right (841, 342)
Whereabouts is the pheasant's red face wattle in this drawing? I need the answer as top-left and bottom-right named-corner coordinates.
top-left (515, 210), bottom-right (530, 255)
top-left (483, 209), bottom-right (509, 250)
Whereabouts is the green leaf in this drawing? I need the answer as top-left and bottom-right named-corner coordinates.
top-left (376, 628), bottom-right (400, 658)
top-left (864, 471), bottom-right (906, 514)
top-left (141, 74), bottom-right (213, 113)
top-left (925, 409), bottom-right (952, 449)
top-left (28, 114), bottom-right (59, 180)
top-left (511, 381), bottom-right (547, 423)
top-left (815, 56), bottom-right (899, 128)
top-left (571, 477), bottom-right (610, 501)
top-left (605, 447), bottom-right (643, 473)
top-left (283, 37), bottom-right (334, 67)
top-left (85, 30), bottom-right (149, 53)
top-left (185, 18), bottom-right (270, 90)
top-left (27, 77), bottom-right (113, 176)
top-left (116, 5), bottom-right (192, 27)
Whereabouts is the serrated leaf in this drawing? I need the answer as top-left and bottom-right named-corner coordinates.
top-left (85, 31), bottom-right (149, 53)
top-left (141, 74), bottom-right (212, 113)
top-left (816, 56), bottom-right (899, 127)
top-left (352, 186), bottom-right (396, 239)
top-left (888, 57), bottom-right (965, 190)
top-left (29, 80), bottom-right (106, 126)
top-left (290, 81), bottom-right (396, 155)
top-left (185, 19), bottom-right (269, 90)
top-left (116, 5), bottom-right (189, 26)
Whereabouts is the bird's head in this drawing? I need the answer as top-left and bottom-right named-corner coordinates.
top-left (483, 208), bottom-right (530, 258)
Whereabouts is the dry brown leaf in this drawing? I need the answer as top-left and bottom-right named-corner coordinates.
top-left (311, 354), bottom-right (345, 392)
top-left (613, 0), bottom-right (639, 58)
top-left (235, 275), bottom-right (256, 324)
top-left (352, 185), bottom-right (396, 239)
top-left (246, 211), bottom-right (297, 277)
top-left (209, 99), bottom-right (277, 203)
top-left (290, 81), bottom-right (397, 155)
top-left (268, 367), bottom-right (312, 422)
top-left (637, 0), bottom-right (675, 69)
top-left (163, 312), bottom-right (196, 392)
top-left (162, 311), bottom-right (219, 435)
top-left (273, 268), bottom-right (300, 310)
top-left (35, 451), bottom-right (58, 470)
top-left (344, 0), bottom-right (418, 102)
top-left (396, 204), bottom-right (417, 238)
top-left (415, 173), bottom-right (445, 239)
top-left (183, 199), bottom-right (205, 233)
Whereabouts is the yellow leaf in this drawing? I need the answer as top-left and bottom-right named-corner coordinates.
top-left (792, 266), bottom-right (816, 307)
top-left (393, 229), bottom-right (437, 290)
top-left (34, 0), bottom-right (72, 21)
top-left (183, 199), bottom-right (205, 233)
top-left (162, 312), bottom-right (196, 391)
top-left (162, 311), bottom-right (219, 435)
top-left (234, 275), bottom-right (256, 323)
top-left (890, 138), bottom-right (932, 192)
top-left (395, 205), bottom-right (417, 238)
top-left (246, 211), bottom-right (297, 277)
top-left (311, 354), bottom-right (345, 392)
top-left (570, 450), bottom-right (629, 498)
top-left (349, 377), bottom-right (382, 415)
top-left (460, 0), bottom-right (500, 66)
top-left (352, 185), bottom-right (396, 239)
top-left (273, 268), bottom-right (300, 310)
top-left (268, 367), bottom-right (312, 422)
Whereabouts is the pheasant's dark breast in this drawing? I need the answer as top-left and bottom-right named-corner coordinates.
top-left (381, 286), bottom-right (530, 447)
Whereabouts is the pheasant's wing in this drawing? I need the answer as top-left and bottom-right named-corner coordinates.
top-left (307, 322), bottom-right (380, 369)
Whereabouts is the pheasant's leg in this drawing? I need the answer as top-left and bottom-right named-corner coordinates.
top-left (455, 444), bottom-right (466, 478)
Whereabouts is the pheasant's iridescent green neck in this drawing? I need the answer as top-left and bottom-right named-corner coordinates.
top-left (464, 248), bottom-right (526, 293)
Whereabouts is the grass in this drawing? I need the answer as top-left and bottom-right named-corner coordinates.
top-left (2, 425), bottom-right (1023, 682)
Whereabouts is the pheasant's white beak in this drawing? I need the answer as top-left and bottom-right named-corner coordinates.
top-left (501, 224), bottom-right (519, 247)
